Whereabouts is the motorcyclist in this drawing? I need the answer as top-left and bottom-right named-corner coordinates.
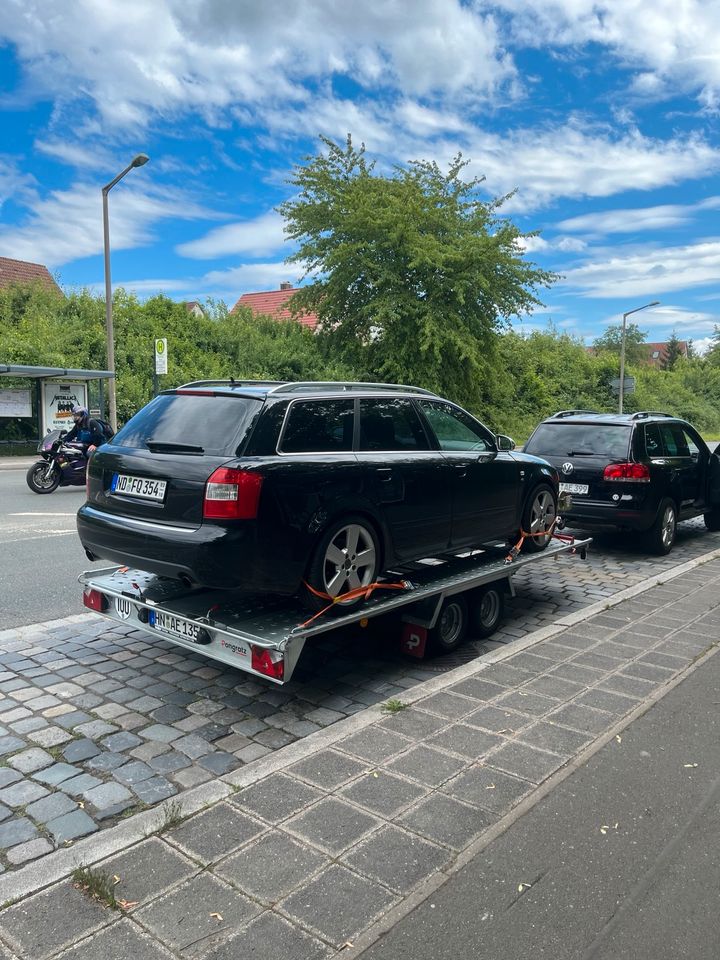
top-left (63, 405), bottom-right (104, 457)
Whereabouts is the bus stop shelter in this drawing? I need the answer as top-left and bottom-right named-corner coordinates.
top-left (0, 364), bottom-right (114, 449)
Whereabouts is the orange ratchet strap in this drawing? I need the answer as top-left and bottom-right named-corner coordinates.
top-left (298, 579), bottom-right (411, 629)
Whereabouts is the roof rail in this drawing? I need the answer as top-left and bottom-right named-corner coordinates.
top-left (178, 379), bottom-right (287, 389)
top-left (549, 409), bottom-right (602, 419)
top-left (267, 381), bottom-right (437, 396)
top-left (630, 411), bottom-right (674, 420)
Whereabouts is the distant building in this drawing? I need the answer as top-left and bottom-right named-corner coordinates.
top-left (183, 301), bottom-right (206, 319)
top-left (0, 256), bottom-right (62, 294)
top-left (231, 282), bottom-right (319, 330)
top-left (643, 341), bottom-right (689, 367)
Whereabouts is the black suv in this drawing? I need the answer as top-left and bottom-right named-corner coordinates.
top-left (78, 381), bottom-right (559, 607)
top-left (523, 410), bottom-right (720, 554)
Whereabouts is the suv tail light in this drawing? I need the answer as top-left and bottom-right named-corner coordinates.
top-left (203, 467), bottom-right (263, 519)
top-left (603, 462), bottom-right (651, 483)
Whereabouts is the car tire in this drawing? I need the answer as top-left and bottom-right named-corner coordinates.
top-left (519, 484), bottom-right (557, 553)
top-left (26, 461), bottom-right (60, 494)
top-left (470, 584), bottom-right (504, 638)
top-left (427, 595), bottom-right (469, 655)
top-left (704, 509), bottom-right (720, 532)
top-left (303, 515), bottom-right (381, 613)
top-left (646, 498), bottom-right (677, 555)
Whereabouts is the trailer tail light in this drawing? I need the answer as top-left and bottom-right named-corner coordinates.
top-left (203, 468), bottom-right (263, 519)
top-left (251, 645), bottom-right (284, 680)
top-left (83, 588), bottom-right (108, 612)
top-left (603, 462), bottom-right (650, 483)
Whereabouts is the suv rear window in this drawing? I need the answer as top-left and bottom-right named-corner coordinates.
top-left (112, 394), bottom-right (263, 456)
top-left (525, 422), bottom-right (632, 459)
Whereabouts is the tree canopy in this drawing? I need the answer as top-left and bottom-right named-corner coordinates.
top-left (279, 135), bottom-right (557, 412)
top-left (593, 322), bottom-right (648, 363)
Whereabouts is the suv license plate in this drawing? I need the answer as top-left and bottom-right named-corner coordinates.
top-left (112, 473), bottom-right (167, 501)
top-left (559, 482), bottom-right (589, 495)
top-left (149, 611), bottom-right (200, 643)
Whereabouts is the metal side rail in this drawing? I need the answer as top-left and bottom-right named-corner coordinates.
top-left (79, 537), bottom-right (591, 684)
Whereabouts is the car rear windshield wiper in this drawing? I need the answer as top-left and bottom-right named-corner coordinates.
top-left (145, 440), bottom-right (205, 454)
top-left (566, 449), bottom-right (596, 456)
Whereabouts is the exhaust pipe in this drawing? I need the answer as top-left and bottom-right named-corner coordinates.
top-left (85, 548), bottom-right (98, 561)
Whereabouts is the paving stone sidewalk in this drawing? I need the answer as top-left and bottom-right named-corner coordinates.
top-left (0, 555), bottom-right (719, 959)
top-left (0, 519), bottom-right (718, 875)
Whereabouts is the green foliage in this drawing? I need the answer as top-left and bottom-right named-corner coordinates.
top-left (593, 322), bottom-right (647, 363)
top-left (662, 330), bottom-right (683, 371)
top-left (279, 135), bottom-right (557, 413)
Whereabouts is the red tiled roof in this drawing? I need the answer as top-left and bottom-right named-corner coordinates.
top-left (231, 287), bottom-right (319, 330)
top-left (0, 257), bottom-right (62, 293)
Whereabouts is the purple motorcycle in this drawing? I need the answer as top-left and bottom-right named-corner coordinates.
top-left (26, 429), bottom-right (87, 494)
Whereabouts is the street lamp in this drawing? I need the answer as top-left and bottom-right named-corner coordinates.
top-left (618, 299), bottom-right (660, 413)
top-left (102, 153), bottom-right (150, 432)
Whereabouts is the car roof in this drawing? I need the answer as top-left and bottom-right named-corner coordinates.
top-left (542, 410), bottom-right (681, 426)
top-left (173, 380), bottom-right (441, 400)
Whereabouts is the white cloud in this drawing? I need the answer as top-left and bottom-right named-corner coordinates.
top-left (563, 239), bottom-right (720, 298)
top-left (0, 181), bottom-right (219, 268)
top-left (201, 261), bottom-right (302, 298)
top-left (558, 197), bottom-right (720, 235)
top-left (176, 210), bottom-right (287, 259)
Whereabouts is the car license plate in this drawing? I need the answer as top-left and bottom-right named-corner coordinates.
top-left (112, 473), bottom-right (167, 501)
top-left (559, 482), bottom-right (589, 495)
top-left (148, 610), bottom-right (201, 643)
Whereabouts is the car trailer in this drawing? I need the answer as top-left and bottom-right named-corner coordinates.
top-left (79, 537), bottom-right (591, 685)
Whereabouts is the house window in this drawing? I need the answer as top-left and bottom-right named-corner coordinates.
top-left (652, 350), bottom-right (660, 359)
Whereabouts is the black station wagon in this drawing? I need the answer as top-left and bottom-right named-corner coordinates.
top-left (77, 381), bottom-right (559, 608)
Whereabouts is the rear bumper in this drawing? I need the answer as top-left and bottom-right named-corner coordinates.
top-left (564, 498), bottom-right (656, 532)
top-left (76, 504), bottom-right (302, 594)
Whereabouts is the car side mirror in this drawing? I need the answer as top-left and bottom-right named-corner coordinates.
top-left (496, 434), bottom-right (516, 451)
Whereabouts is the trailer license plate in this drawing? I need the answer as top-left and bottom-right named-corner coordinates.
top-left (148, 611), bottom-right (201, 643)
top-left (559, 482), bottom-right (589, 495)
top-left (112, 473), bottom-right (167, 501)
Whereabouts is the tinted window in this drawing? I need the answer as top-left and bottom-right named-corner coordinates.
top-left (682, 427), bottom-right (701, 457)
top-left (644, 424), bottom-right (663, 457)
top-left (659, 423), bottom-right (691, 457)
top-left (281, 399), bottom-right (354, 453)
top-left (359, 398), bottom-right (430, 451)
top-left (525, 423), bottom-right (631, 459)
top-left (112, 394), bottom-right (262, 456)
top-left (419, 400), bottom-right (493, 451)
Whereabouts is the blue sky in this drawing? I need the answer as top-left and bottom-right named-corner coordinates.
top-left (1, 0), bottom-right (719, 350)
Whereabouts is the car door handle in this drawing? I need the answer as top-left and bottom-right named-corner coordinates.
top-left (453, 465), bottom-right (467, 478)
top-left (375, 468), bottom-right (393, 481)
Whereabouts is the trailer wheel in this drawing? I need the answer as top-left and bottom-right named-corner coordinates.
top-left (426, 596), bottom-right (468, 656)
top-left (303, 515), bottom-right (381, 613)
top-left (470, 584), bottom-right (504, 638)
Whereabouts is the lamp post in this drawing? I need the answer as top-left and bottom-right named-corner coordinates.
top-left (102, 153), bottom-right (150, 432)
top-left (618, 299), bottom-right (660, 413)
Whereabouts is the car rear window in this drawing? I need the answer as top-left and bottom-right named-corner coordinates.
top-left (112, 394), bottom-right (263, 456)
top-left (525, 422), bottom-right (632, 459)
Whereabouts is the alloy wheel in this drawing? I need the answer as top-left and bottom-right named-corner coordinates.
top-left (529, 489), bottom-right (555, 545)
top-left (322, 523), bottom-right (378, 602)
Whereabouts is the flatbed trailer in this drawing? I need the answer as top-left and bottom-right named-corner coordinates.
top-left (79, 537), bottom-right (591, 684)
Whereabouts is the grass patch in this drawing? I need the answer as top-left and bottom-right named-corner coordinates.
top-left (380, 698), bottom-right (408, 714)
top-left (71, 866), bottom-right (119, 910)
top-left (156, 799), bottom-right (184, 833)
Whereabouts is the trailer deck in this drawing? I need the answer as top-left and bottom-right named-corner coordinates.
top-left (80, 537), bottom-right (591, 684)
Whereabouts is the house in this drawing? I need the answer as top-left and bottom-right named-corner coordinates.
top-left (0, 256), bottom-right (62, 294)
top-left (231, 282), bottom-right (319, 330)
top-left (183, 301), bottom-right (206, 319)
top-left (643, 341), bottom-right (689, 367)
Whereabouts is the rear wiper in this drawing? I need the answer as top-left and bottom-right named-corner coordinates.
top-left (145, 440), bottom-right (205, 454)
top-left (566, 449), bottom-right (595, 456)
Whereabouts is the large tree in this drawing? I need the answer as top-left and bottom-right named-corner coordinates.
top-left (279, 136), bottom-right (557, 412)
top-left (593, 322), bottom-right (647, 363)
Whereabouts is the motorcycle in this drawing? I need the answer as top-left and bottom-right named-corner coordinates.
top-left (26, 429), bottom-right (87, 494)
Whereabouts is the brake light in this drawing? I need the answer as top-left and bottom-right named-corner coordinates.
top-left (83, 588), bottom-right (108, 612)
top-left (603, 462), bottom-right (650, 482)
top-left (251, 645), bottom-right (284, 680)
top-left (203, 467), bottom-right (263, 519)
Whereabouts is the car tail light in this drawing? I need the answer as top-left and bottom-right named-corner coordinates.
top-left (603, 462), bottom-right (651, 482)
top-left (83, 588), bottom-right (108, 612)
top-left (251, 645), bottom-right (284, 680)
top-left (203, 467), bottom-right (263, 519)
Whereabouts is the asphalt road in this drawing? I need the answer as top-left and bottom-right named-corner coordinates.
top-left (0, 463), bottom-right (103, 627)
